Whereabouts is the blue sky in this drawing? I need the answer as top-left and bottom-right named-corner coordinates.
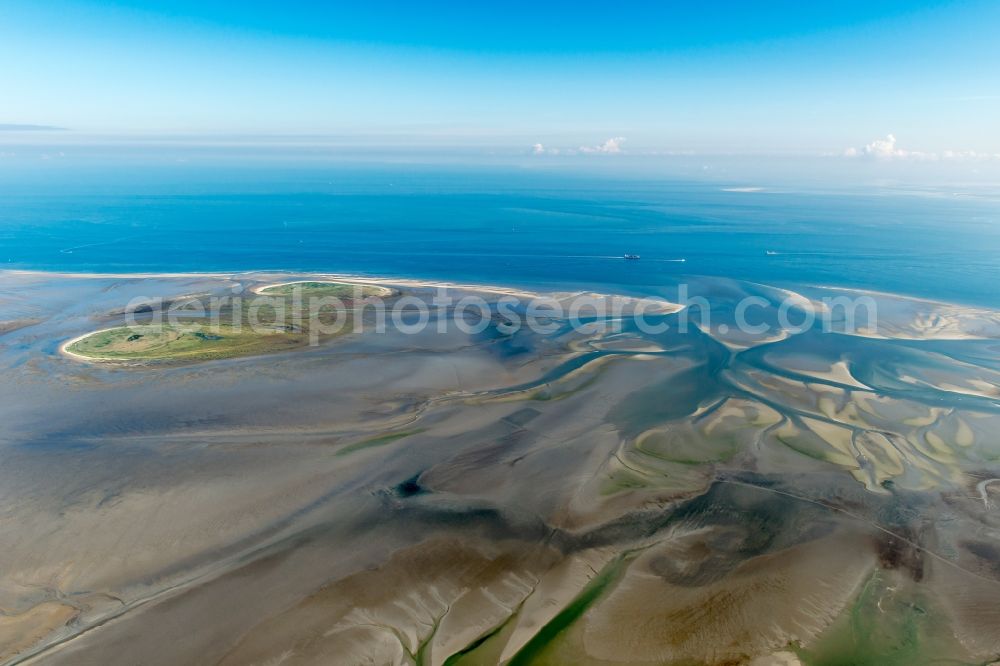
top-left (2, 0), bottom-right (999, 157)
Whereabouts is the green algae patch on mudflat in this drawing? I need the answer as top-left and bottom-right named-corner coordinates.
top-left (506, 552), bottom-right (634, 666)
top-left (635, 428), bottom-right (742, 465)
top-left (443, 608), bottom-right (523, 666)
top-left (65, 323), bottom-right (309, 363)
top-left (796, 569), bottom-right (971, 666)
top-left (336, 429), bottom-right (424, 457)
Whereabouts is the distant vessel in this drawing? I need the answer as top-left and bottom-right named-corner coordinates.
top-left (765, 250), bottom-right (779, 255)
top-left (623, 254), bottom-right (641, 260)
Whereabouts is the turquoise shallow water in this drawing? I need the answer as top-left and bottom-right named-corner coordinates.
top-left (2, 165), bottom-right (998, 306)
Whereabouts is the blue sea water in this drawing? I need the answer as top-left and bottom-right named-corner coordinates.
top-left (1, 163), bottom-right (998, 307)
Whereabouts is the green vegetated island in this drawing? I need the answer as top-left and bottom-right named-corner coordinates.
top-left (63, 281), bottom-right (395, 363)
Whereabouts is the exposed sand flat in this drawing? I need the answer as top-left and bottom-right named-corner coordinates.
top-left (932, 556), bottom-right (1000, 660)
top-left (708, 327), bottom-right (794, 351)
top-left (214, 538), bottom-right (556, 666)
top-left (0, 603), bottom-right (78, 663)
top-left (978, 478), bottom-right (1000, 508)
top-left (578, 532), bottom-right (876, 664)
top-left (0, 319), bottom-right (41, 336)
top-left (762, 353), bottom-right (870, 389)
top-left (749, 652), bottom-right (803, 665)
top-left (285, 272), bottom-right (681, 312)
top-left (586, 338), bottom-right (667, 353)
top-left (829, 291), bottom-right (1000, 341)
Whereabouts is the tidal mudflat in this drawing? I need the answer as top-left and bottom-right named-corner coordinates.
top-left (2, 270), bottom-right (1000, 665)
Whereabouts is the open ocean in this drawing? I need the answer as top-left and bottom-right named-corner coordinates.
top-left (2, 164), bottom-right (998, 306)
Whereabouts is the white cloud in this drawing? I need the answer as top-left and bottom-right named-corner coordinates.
top-left (941, 149), bottom-right (1000, 161)
top-left (579, 136), bottom-right (626, 154)
top-left (844, 135), bottom-right (998, 162)
top-left (864, 133), bottom-right (903, 158)
top-left (531, 138), bottom-right (625, 156)
top-left (844, 134), bottom-right (935, 161)
top-left (529, 143), bottom-right (561, 155)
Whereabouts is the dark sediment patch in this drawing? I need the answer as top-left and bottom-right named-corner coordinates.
top-left (961, 540), bottom-right (1000, 579)
top-left (394, 475), bottom-right (427, 498)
